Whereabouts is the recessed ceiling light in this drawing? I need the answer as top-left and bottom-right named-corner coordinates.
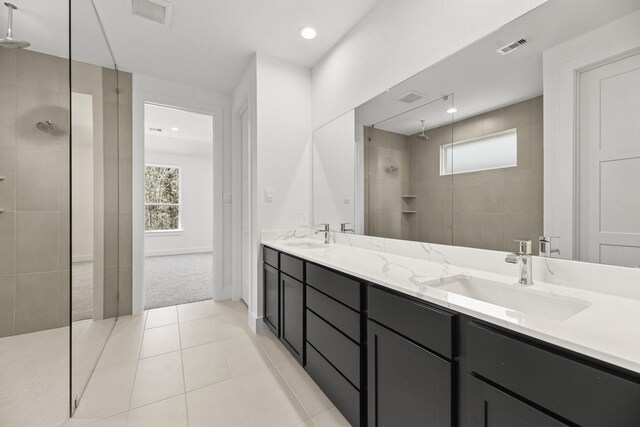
top-left (446, 107), bottom-right (458, 114)
top-left (171, 127), bottom-right (179, 131)
top-left (300, 27), bottom-right (317, 40)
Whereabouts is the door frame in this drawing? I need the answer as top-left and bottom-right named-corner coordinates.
top-left (542, 11), bottom-right (640, 261)
top-left (132, 79), bottom-right (224, 314)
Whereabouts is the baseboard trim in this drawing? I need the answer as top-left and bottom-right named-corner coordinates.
top-left (249, 312), bottom-right (268, 334)
top-left (145, 248), bottom-right (213, 257)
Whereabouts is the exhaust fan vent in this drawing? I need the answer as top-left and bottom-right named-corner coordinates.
top-left (397, 91), bottom-right (424, 103)
top-left (497, 38), bottom-right (528, 55)
top-left (127, 0), bottom-right (172, 26)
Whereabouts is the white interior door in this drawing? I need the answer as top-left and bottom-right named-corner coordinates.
top-left (578, 51), bottom-right (640, 267)
top-left (241, 108), bottom-right (250, 304)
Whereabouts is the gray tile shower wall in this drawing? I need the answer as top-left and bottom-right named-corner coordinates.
top-left (365, 96), bottom-right (543, 253)
top-left (0, 48), bottom-right (71, 337)
top-left (0, 48), bottom-right (133, 337)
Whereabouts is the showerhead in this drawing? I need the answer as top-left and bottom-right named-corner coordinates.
top-left (416, 120), bottom-right (429, 141)
top-left (36, 120), bottom-right (56, 134)
top-left (0, 3), bottom-right (30, 49)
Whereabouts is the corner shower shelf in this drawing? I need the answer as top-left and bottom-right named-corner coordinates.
top-left (401, 211), bottom-right (417, 214)
top-left (401, 195), bottom-right (417, 198)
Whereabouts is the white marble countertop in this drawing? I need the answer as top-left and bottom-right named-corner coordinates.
top-left (262, 238), bottom-right (640, 374)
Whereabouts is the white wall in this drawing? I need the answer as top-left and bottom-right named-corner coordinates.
top-left (144, 150), bottom-right (214, 257)
top-left (256, 54), bottom-right (312, 231)
top-left (312, 110), bottom-right (356, 227)
top-left (543, 10), bottom-right (640, 261)
top-left (311, 0), bottom-right (549, 129)
top-left (231, 54), bottom-right (311, 331)
top-left (132, 74), bottom-right (231, 314)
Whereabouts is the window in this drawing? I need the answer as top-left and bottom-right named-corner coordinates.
top-left (145, 165), bottom-right (181, 231)
top-left (440, 128), bottom-right (517, 175)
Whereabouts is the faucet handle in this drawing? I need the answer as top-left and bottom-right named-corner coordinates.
top-left (514, 239), bottom-right (532, 256)
top-left (314, 223), bottom-right (330, 232)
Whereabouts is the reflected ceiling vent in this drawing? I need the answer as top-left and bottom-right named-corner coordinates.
top-left (126, 0), bottom-right (172, 26)
top-left (496, 37), bottom-right (528, 55)
top-left (397, 91), bottom-right (424, 103)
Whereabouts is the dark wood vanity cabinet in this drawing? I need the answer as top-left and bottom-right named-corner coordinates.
top-left (367, 286), bottom-right (456, 427)
top-left (262, 247), bottom-right (304, 362)
top-left (262, 250), bottom-right (280, 336)
top-left (262, 246), bottom-right (640, 427)
top-left (466, 375), bottom-right (566, 427)
top-left (304, 262), bottom-right (365, 427)
top-left (280, 272), bottom-right (304, 363)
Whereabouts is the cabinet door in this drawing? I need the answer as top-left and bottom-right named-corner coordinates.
top-left (263, 263), bottom-right (279, 336)
top-left (467, 375), bottom-right (567, 427)
top-left (368, 321), bottom-right (451, 427)
top-left (281, 273), bottom-right (304, 363)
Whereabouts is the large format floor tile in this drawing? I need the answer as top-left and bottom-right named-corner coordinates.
top-left (178, 317), bottom-right (218, 349)
top-left (182, 341), bottom-right (232, 391)
top-left (145, 306), bottom-right (177, 329)
top-left (139, 323), bottom-right (180, 358)
top-left (130, 351), bottom-right (184, 409)
top-left (63, 298), bottom-right (348, 427)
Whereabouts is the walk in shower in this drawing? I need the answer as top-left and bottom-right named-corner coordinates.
top-left (0, 1), bottom-right (132, 424)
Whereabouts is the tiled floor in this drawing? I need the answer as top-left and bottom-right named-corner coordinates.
top-left (67, 299), bottom-right (351, 427)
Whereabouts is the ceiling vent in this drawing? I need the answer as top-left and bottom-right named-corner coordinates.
top-left (126, 0), bottom-right (172, 26)
top-left (496, 38), bottom-right (528, 55)
top-left (397, 91), bottom-right (424, 103)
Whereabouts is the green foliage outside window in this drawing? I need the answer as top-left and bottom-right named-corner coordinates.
top-left (145, 165), bottom-right (180, 231)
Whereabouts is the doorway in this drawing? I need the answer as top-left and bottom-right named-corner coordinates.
top-left (578, 50), bottom-right (640, 267)
top-left (143, 103), bottom-right (215, 309)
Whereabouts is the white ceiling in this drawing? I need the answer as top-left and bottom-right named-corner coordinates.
top-left (3, 0), bottom-right (379, 93)
top-left (356, 0), bottom-right (640, 136)
top-left (0, 0), bottom-right (115, 68)
top-left (144, 103), bottom-right (214, 157)
top-left (91, 0), bottom-right (379, 93)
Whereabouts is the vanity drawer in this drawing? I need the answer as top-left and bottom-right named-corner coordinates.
top-left (467, 322), bottom-right (640, 426)
top-left (281, 253), bottom-right (304, 281)
top-left (307, 310), bottom-right (360, 386)
top-left (262, 246), bottom-right (280, 270)
top-left (306, 286), bottom-right (360, 343)
top-left (306, 343), bottom-right (361, 427)
top-left (368, 286), bottom-right (455, 359)
top-left (263, 246), bottom-right (279, 269)
top-left (306, 263), bottom-right (361, 311)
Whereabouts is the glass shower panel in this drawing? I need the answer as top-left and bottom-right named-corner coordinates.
top-left (69, 0), bottom-right (120, 414)
top-left (0, 1), bottom-right (72, 424)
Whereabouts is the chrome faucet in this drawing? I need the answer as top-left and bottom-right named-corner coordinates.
top-left (340, 223), bottom-right (355, 233)
top-left (315, 223), bottom-right (331, 244)
top-left (539, 236), bottom-right (560, 258)
top-left (505, 239), bottom-right (534, 286)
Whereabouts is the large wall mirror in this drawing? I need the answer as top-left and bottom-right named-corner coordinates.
top-left (313, 0), bottom-right (640, 269)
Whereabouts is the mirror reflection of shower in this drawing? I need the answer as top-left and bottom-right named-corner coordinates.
top-left (0, 2), bottom-right (30, 49)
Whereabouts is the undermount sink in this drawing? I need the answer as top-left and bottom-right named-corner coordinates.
top-left (426, 276), bottom-right (592, 321)
top-left (281, 240), bottom-right (327, 250)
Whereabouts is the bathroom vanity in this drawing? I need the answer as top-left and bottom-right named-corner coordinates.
top-left (262, 241), bottom-right (640, 427)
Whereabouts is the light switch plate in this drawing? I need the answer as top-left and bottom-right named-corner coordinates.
top-left (265, 187), bottom-right (274, 202)
top-left (300, 212), bottom-right (308, 226)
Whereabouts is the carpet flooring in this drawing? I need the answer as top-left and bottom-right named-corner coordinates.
top-left (144, 252), bottom-right (214, 310)
top-left (71, 252), bottom-right (214, 319)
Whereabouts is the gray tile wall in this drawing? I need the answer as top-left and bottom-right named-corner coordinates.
top-left (366, 96), bottom-right (543, 253)
top-left (0, 48), bottom-right (133, 337)
top-left (0, 48), bottom-right (70, 337)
